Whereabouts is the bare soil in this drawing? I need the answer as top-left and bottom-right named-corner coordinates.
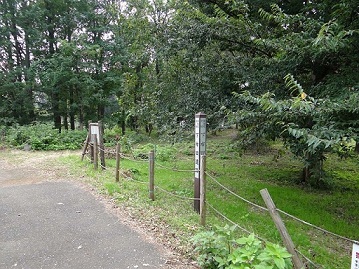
top-left (0, 149), bottom-right (199, 269)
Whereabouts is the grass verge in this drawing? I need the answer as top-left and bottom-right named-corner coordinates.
top-left (59, 130), bottom-right (359, 269)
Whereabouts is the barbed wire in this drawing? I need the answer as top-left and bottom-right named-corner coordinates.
top-left (206, 172), bottom-right (268, 212)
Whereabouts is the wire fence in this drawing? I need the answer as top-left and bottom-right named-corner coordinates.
top-left (82, 142), bottom-right (357, 269)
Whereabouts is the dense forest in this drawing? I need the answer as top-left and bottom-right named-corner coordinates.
top-left (1, 0), bottom-right (358, 184)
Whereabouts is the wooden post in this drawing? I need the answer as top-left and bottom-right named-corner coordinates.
top-left (115, 143), bottom-right (121, 182)
top-left (88, 121), bottom-right (94, 162)
top-left (200, 155), bottom-right (206, 226)
top-left (149, 150), bottom-right (155, 201)
top-left (90, 141), bottom-right (94, 163)
top-left (93, 134), bottom-right (98, 170)
top-left (81, 134), bottom-right (90, 161)
top-left (194, 112), bottom-right (207, 213)
top-left (98, 121), bottom-right (106, 169)
top-left (260, 188), bottom-right (304, 269)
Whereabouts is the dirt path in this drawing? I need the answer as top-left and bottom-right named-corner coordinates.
top-left (0, 150), bottom-right (72, 186)
top-left (0, 149), bottom-right (198, 269)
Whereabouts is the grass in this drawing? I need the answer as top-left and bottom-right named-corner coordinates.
top-left (59, 129), bottom-right (359, 269)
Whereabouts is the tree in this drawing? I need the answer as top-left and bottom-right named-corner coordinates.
top-left (184, 0), bottom-right (359, 185)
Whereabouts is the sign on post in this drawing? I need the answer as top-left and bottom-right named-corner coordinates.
top-left (89, 123), bottom-right (100, 144)
top-left (352, 243), bottom-right (359, 269)
top-left (194, 112), bottom-right (207, 213)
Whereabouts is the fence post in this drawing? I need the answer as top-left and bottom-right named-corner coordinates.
top-left (115, 143), bottom-right (121, 182)
top-left (93, 134), bottom-right (98, 170)
top-left (260, 188), bottom-right (304, 269)
top-left (194, 112), bottom-right (207, 213)
top-left (149, 150), bottom-right (155, 201)
top-left (200, 155), bottom-right (206, 226)
top-left (90, 141), bottom-right (94, 163)
top-left (81, 134), bottom-right (90, 161)
top-left (98, 121), bottom-right (106, 169)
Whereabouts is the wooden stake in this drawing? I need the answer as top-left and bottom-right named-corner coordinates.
top-left (98, 121), bottom-right (106, 169)
top-left (93, 134), bottom-right (98, 170)
top-left (81, 134), bottom-right (90, 161)
top-left (149, 150), bottom-right (155, 201)
top-left (200, 155), bottom-right (207, 226)
top-left (115, 143), bottom-right (121, 182)
top-left (260, 188), bottom-right (304, 269)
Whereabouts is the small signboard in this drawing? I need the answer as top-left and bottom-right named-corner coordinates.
top-left (89, 123), bottom-right (100, 144)
top-left (352, 243), bottom-right (359, 269)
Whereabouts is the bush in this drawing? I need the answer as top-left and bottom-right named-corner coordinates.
top-left (191, 225), bottom-right (293, 269)
top-left (3, 123), bottom-right (87, 150)
top-left (133, 143), bottom-right (176, 162)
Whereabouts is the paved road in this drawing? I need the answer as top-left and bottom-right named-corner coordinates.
top-left (0, 180), bottom-right (168, 269)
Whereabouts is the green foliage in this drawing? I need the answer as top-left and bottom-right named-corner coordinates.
top-left (232, 73), bottom-right (357, 185)
top-left (3, 123), bottom-right (86, 150)
top-left (133, 143), bottom-right (176, 162)
top-left (191, 225), bottom-right (292, 269)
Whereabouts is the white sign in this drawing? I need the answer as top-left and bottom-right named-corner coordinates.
top-left (90, 123), bottom-right (100, 144)
top-left (194, 113), bottom-right (207, 212)
top-left (194, 115), bottom-right (206, 180)
top-left (352, 243), bottom-right (359, 269)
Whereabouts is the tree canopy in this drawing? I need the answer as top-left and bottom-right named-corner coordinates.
top-left (1, 0), bottom-right (358, 184)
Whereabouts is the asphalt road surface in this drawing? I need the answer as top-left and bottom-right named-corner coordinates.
top-left (0, 177), bottom-right (169, 268)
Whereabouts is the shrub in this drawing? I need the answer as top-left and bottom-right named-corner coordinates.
top-left (191, 225), bottom-right (292, 269)
top-left (133, 143), bottom-right (176, 162)
top-left (3, 123), bottom-right (86, 150)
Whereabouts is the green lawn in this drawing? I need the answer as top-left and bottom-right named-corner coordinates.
top-left (62, 129), bottom-right (359, 269)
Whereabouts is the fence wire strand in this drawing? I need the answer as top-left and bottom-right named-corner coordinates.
top-left (83, 145), bottom-right (358, 252)
top-left (155, 186), bottom-right (199, 201)
top-left (207, 202), bottom-right (267, 242)
top-left (296, 248), bottom-right (321, 269)
top-left (206, 171), bottom-right (358, 245)
top-left (206, 172), bottom-right (268, 212)
top-left (121, 154), bottom-right (148, 163)
top-left (156, 162), bottom-right (198, 173)
top-left (277, 209), bottom-right (358, 244)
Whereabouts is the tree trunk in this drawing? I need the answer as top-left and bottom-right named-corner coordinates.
top-left (53, 91), bottom-right (62, 132)
top-left (69, 87), bottom-right (75, 130)
top-left (24, 31), bottom-right (35, 122)
top-left (121, 109), bottom-right (126, 135)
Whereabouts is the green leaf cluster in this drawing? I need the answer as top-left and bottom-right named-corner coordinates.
top-left (2, 123), bottom-right (86, 150)
top-left (191, 225), bottom-right (292, 269)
